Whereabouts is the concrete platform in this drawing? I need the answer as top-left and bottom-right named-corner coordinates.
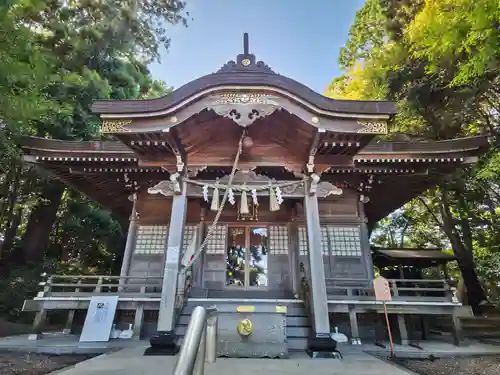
top-left (50, 346), bottom-right (414, 375)
top-left (363, 340), bottom-right (500, 358)
top-left (2, 334), bottom-right (500, 375)
top-left (1, 333), bottom-right (500, 359)
top-left (0, 333), bottom-right (137, 355)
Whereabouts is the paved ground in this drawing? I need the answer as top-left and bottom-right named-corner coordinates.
top-left (0, 353), bottom-right (94, 375)
top-left (2, 335), bottom-right (500, 375)
top-left (53, 346), bottom-right (414, 375)
top-left (390, 356), bottom-right (500, 375)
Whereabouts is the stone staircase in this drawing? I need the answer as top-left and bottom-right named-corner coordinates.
top-left (175, 300), bottom-right (311, 353)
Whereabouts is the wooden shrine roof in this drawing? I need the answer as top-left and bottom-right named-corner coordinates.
top-left (372, 247), bottom-right (456, 268)
top-left (19, 36), bottom-right (489, 224)
top-left (21, 135), bottom-right (488, 224)
top-left (92, 35), bottom-right (395, 117)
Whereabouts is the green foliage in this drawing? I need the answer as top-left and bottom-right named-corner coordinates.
top-left (328, 0), bottom-right (500, 310)
top-left (406, 0), bottom-right (500, 86)
top-left (0, 0), bottom-right (183, 320)
top-left (0, 265), bottom-right (42, 319)
top-left (338, 0), bottom-right (386, 69)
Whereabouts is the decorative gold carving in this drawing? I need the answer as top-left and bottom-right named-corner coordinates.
top-left (311, 116), bottom-right (319, 124)
top-left (208, 93), bottom-right (281, 127)
top-left (101, 119), bottom-right (132, 133)
top-left (241, 58), bottom-right (251, 66)
top-left (215, 92), bottom-right (272, 105)
top-left (357, 121), bottom-right (388, 134)
top-left (169, 116), bottom-right (178, 123)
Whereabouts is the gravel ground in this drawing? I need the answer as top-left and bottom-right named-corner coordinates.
top-left (0, 352), bottom-right (95, 375)
top-left (390, 355), bottom-right (500, 375)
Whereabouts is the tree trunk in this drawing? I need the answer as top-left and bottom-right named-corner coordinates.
top-left (0, 207), bottom-right (23, 258)
top-left (1, 162), bottom-right (21, 235)
top-left (439, 186), bottom-right (487, 314)
top-left (21, 181), bottom-right (65, 264)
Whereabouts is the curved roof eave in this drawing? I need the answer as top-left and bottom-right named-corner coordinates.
top-left (92, 53), bottom-right (396, 117)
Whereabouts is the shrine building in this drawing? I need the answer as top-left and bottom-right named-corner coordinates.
top-left (20, 35), bottom-right (487, 357)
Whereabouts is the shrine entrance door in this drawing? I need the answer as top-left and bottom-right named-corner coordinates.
top-left (225, 226), bottom-right (269, 289)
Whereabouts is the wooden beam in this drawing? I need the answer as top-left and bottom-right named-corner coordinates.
top-left (306, 128), bottom-right (326, 173)
top-left (162, 128), bottom-right (187, 172)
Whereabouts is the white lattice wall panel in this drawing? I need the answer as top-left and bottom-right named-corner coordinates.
top-left (327, 226), bottom-right (362, 257)
top-left (298, 226), bottom-right (309, 255)
top-left (269, 225), bottom-right (289, 255)
top-left (205, 225), bottom-right (227, 254)
top-left (320, 226), bottom-right (329, 255)
top-left (135, 225), bottom-right (168, 254)
top-left (181, 225), bottom-right (197, 256)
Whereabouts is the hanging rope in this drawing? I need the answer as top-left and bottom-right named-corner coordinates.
top-left (179, 131), bottom-right (245, 275)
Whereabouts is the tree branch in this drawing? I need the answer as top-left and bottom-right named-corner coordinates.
top-left (417, 196), bottom-right (444, 229)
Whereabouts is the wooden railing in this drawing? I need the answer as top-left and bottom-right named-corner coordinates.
top-left (325, 278), bottom-right (456, 303)
top-left (36, 274), bottom-right (457, 305)
top-left (36, 275), bottom-right (164, 298)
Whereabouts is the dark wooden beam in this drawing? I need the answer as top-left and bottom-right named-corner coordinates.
top-left (305, 128), bottom-right (326, 173)
top-left (162, 127), bottom-right (187, 172)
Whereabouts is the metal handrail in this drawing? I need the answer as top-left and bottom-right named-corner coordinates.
top-left (173, 305), bottom-right (218, 375)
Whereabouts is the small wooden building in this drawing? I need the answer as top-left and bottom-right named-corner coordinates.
top-left (21, 36), bottom-right (486, 355)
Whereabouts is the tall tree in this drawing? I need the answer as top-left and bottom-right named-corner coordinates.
top-left (4, 0), bottom-right (186, 264)
top-left (327, 0), bottom-right (500, 312)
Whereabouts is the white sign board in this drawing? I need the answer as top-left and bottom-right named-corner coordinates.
top-left (79, 296), bottom-right (119, 342)
top-left (373, 276), bottom-right (392, 302)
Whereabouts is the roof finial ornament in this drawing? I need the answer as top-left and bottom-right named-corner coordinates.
top-left (243, 32), bottom-right (249, 55)
top-left (216, 33), bottom-right (275, 74)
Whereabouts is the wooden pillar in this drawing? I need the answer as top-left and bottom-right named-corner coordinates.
top-left (348, 306), bottom-right (361, 344)
top-left (119, 195), bottom-right (139, 281)
top-left (391, 280), bottom-right (409, 345)
top-left (193, 208), bottom-right (206, 287)
top-left (133, 304), bottom-right (144, 340)
top-left (157, 181), bottom-right (187, 333)
top-left (451, 308), bottom-right (463, 346)
top-left (29, 275), bottom-right (53, 340)
top-left (63, 279), bottom-right (81, 334)
top-left (303, 179), bottom-right (330, 335)
top-left (63, 310), bottom-right (76, 335)
top-left (358, 200), bottom-right (374, 280)
top-left (29, 310), bottom-right (47, 340)
top-left (397, 314), bottom-right (409, 345)
top-left (288, 221), bottom-right (301, 297)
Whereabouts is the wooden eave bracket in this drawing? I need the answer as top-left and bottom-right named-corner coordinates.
top-left (162, 127), bottom-right (186, 172)
top-left (306, 128), bottom-right (326, 174)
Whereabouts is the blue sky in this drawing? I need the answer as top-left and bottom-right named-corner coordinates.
top-left (148, 0), bottom-right (365, 94)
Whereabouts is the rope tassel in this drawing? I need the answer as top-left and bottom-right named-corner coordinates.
top-left (269, 186), bottom-right (280, 211)
top-left (210, 186), bottom-right (220, 211)
top-left (240, 190), bottom-right (250, 215)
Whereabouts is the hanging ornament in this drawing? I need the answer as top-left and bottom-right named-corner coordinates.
top-left (202, 185), bottom-right (209, 202)
top-left (228, 188), bottom-right (235, 205)
top-left (251, 189), bottom-right (258, 206)
top-left (210, 186), bottom-right (220, 211)
top-left (240, 190), bottom-right (250, 215)
top-left (269, 186), bottom-right (280, 211)
top-left (275, 186), bottom-right (283, 205)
